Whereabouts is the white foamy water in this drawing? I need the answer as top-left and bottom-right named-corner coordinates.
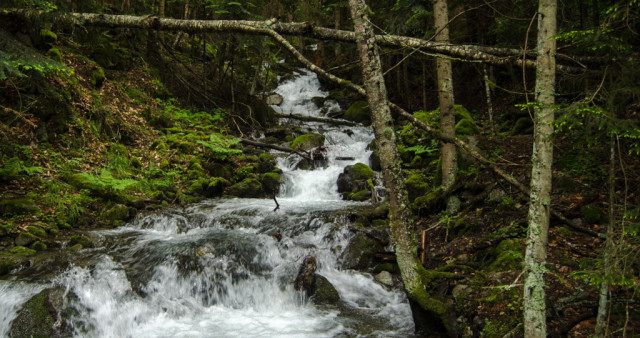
top-left (272, 70), bottom-right (375, 202)
top-left (2, 70), bottom-right (412, 337)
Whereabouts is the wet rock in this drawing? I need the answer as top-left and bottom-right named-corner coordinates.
top-left (311, 275), bottom-right (341, 305)
top-left (10, 288), bottom-right (72, 337)
top-left (375, 271), bottom-right (394, 286)
top-left (0, 255), bottom-right (28, 275)
top-left (106, 203), bottom-right (134, 222)
top-left (293, 255), bottom-right (317, 292)
top-left (69, 235), bottom-right (93, 248)
top-left (290, 134), bottom-right (325, 151)
top-left (11, 246), bottom-right (36, 257)
top-left (339, 232), bottom-right (385, 270)
top-left (15, 232), bottom-right (38, 247)
top-left (265, 93), bottom-right (284, 106)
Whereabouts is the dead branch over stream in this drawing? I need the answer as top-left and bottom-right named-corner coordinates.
top-left (0, 9), bottom-right (596, 72)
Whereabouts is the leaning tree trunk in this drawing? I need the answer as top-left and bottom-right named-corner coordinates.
top-left (523, 0), bottom-right (557, 337)
top-left (433, 0), bottom-right (457, 193)
top-left (348, 0), bottom-right (457, 336)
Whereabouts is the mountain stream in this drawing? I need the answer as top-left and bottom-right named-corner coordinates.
top-left (0, 70), bottom-right (414, 337)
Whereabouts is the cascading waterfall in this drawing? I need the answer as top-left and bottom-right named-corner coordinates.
top-left (0, 70), bottom-right (413, 337)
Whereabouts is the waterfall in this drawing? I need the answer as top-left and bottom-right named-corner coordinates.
top-left (1, 70), bottom-right (413, 337)
top-left (272, 70), bottom-right (375, 202)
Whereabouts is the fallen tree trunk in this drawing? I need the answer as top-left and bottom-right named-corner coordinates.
top-left (274, 113), bottom-right (360, 127)
top-left (240, 138), bottom-right (311, 161)
top-left (0, 8), bottom-right (590, 72)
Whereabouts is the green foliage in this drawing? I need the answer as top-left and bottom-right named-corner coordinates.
top-left (0, 30), bottom-right (70, 80)
top-left (197, 133), bottom-right (242, 160)
top-left (0, 157), bottom-right (43, 182)
top-left (404, 139), bottom-right (439, 157)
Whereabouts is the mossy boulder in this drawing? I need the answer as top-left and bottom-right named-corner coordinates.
top-left (11, 245), bottom-right (37, 256)
top-left (511, 117), bottom-right (533, 135)
top-left (404, 173), bottom-right (431, 203)
top-left (39, 29), bottom-right (57, 49)
top-left (349, 189), bottom-right (371, 202)
top-left (9, 288), bottom-right (71, 337)
top-left (206, 177), bottom-right (230, 197)
top-left (0, 198), bottom-right (38, 216)
top-left (0, 255), bottom-right (27, 275)
top-left (227, 178), bottom-right (263, 198)
top-left (455, 119), bottom-right (479, 136)
top-left (337, 163), bottom-right (375, 200)
top-left (106, 204), bottom-right (133, 222)
top-left (311, 275), bottom-right (341, 305)
top-left (31, 241), bottom-right (47, 251)
top-left (260, 172), bottom-right (281, 194)
top-left (27, 226), bottom-right (47, 238)
top-left (488, 239), bottom-right (524, 271)
top-left (256, 153), bottom-right (276, 173)
top-left (46, 48), bottom-right (62, 63)
top-left (69, 235), bottom-right (93, 249)
top-left (454, 105), bottom-right (473, 121)
top-left (91, 67), bottom-right (106, 88)
top-left (411, 191), bottom-right (440, 213)
top-left (581, 203), bottom-right (606, 224)
top-left (344, 101), bottom-right (371, 125)
top-left (339, 232), bottom-right (385, 270)
top-left (15, 232), bottom-right (38, 247)
top-left (290, 134), bottom-right (325, 151)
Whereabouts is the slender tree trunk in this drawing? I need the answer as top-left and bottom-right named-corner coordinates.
top-left (595, 135), bottom-right (616, 337)
top-left (523, 0), bottom-right (557, 337)
top-left (483, 64), bottom-right (495, 135)
top-left (348, 0), bottom-right (456, 336)
top-left (433, 0), bottom-right (456, 192)
top-left (158, 0), bottom-right (165, 17)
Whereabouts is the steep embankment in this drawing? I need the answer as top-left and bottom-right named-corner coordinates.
top-left (0, 27), bottom-right (281, 275)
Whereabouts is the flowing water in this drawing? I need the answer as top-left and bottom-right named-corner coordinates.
top-left (0, 70), bottom-right (413, 337)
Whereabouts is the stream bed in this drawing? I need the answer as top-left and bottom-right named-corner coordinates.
top-left (0, 70), bottom-right (414, 337)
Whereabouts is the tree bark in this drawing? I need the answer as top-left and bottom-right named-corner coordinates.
top-left (0, 9), bottom-right (590, 72)
top-left (594, 135), bottom-right (616, 337)
top-left (348, 0), bottom-right (456, 336)
top-left (523, 1), bottom-right (557, 337)
top-left (433, 0), bottom-right (456, 193)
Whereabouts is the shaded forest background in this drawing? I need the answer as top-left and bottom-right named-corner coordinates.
top-left (1, 0), bottom-right (640, 336)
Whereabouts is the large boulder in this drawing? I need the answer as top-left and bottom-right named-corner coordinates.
top-left (311, 275), bottom-right (341, 305)
top-left (337, 163), bottom-right (375, 201)
top-left (10, 288), bottom-right (72, 337)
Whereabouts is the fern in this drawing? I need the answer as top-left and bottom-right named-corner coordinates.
top-left (197, 133), bottom-right (242, 160)
top-left (0, 157), bottom-right (43, 180)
